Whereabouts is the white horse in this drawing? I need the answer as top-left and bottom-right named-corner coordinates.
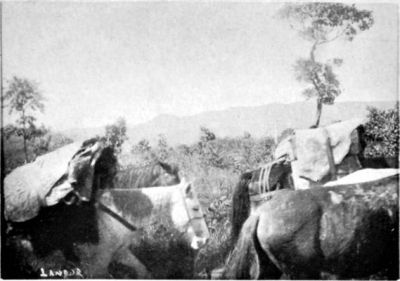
top-left (10, 180), bottom-right (210, 278)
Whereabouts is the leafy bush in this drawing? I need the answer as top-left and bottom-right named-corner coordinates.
top-left (363, 103), bottom-right (399, 158)
top-left (104, 117), bottom-right (128, 154)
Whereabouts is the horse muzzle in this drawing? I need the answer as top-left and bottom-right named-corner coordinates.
top-left (190, 236), bottom-right (208, 250)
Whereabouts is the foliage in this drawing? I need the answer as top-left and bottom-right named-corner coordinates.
top-left (363, 104), bottom-right (399, 158)
top-left (104, 117), bottom-right (128, 154)
top-left (3, 130), bottom-right (74, 174)
top-left (199, 126), bottom-right (216, 143)
top-left (279, 3), bottom-right (374, 43)
top-left (46, 133), bottom-right (74, 151)
top-left (3, 77), bottom-right (45, 114)
top-left (131, 139), bottom-right (151, 154)
top-left (156, 134), bottom-right (171, 161)
top-left (293, 58), bottom-right (342, 105)
top-left (122, 127), bottom-right (277, 277)
top-left (3, 77), bottom-right (47, 162)
top-left (279, 3), bottom-right (374, 127)
top-left (128, 135), bottom-right (173, 167)
top-left (125, 224), bottom-right (195, 279)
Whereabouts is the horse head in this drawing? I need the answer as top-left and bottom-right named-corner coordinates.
top-left (171, 179), bottom-right (210, 250)
top-left (151, 161), bottom-right (180, 187)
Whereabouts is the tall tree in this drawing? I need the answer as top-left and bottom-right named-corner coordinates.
top-left (105, 117), bottom-right (128, 153)
top-left (3, 77), bottom-right (46, 162)
top-left (279, 3), bottom-right (374, 127)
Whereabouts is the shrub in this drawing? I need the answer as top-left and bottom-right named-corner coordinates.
top-left (363, 103), bottom-right (399, 158)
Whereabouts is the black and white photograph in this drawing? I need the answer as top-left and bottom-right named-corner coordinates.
top-left (1, 1), bottom-right (399, 279)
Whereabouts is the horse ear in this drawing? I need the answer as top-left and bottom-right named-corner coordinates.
top-left (158, 161), bottom-right (172, 173)
top-left (185, 183), bottom-right (194, 199)
top-left (171, 164), bottom-right (179, 175)
top-left (241, 171), bottom-right (253, 181)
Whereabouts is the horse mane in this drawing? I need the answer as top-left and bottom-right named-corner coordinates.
top-left (114, 161), bottom-right (180, 189)
top-left (157, 161), bottom-right (179, 176)
top-left (231, 171), bottom-right (252, 246)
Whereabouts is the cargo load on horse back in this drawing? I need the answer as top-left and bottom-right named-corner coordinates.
top-left (4, 138), bottom-right (115, 223)
top-left (275, 118), bottom-right (367, 189)
top-left (230, 118), bottom-right (399, 246)
top-left (238, 118), bottom-right (369, 198)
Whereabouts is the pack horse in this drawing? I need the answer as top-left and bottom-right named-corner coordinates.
top-left (224, 174), bottom-right (399, 279)
top-left (227, 119), bottom-right (399, 279)
top-left (4, 139), bottom-right (209, 278)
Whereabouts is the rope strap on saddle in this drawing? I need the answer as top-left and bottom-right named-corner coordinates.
top-left (257, 158), bottom-right (286, 194)
top-left (258, 164), bottom-right (272, 194)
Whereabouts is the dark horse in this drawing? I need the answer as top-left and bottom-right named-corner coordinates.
top-left (231, 157), bottom-right (398, 245)
top-left (113, 161), bottom-right (180, 189)
top-left (224, 174), bottom-right (399, 279)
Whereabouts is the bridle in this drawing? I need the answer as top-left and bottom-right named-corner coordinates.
top-left (178, 183), bottom-right (207, 233)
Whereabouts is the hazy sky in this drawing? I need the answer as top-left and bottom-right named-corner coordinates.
top-left (3, 2), bottom-right (398, 130)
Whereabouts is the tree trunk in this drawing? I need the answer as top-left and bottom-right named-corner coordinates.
top-left (314, 99), bottom-right (323, 128)
top-left (310, 42), bottom-right (317, 62)
top-left (22, 109), bottom-right (29, 163)
top-left (23, 137), bottom-right (28, 163)
top-left (310, 41), bottom-right (323, 128)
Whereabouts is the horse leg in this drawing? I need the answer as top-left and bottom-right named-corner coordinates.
top-left (252, 227), bottom-right (282, 279)
top-left (75, 243), bottom-right (114, 278)
top-left (256, 199), bottom-right (323, 279)
top-left (110, 247), bottom-right (152, 279)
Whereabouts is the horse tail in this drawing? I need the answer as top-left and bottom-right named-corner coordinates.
top-left (251, 217), bottom-right (282, 279)
top-left (231, 171), bottom-right (252, 246)
top-left (223, 215), bottom-right (259, 279)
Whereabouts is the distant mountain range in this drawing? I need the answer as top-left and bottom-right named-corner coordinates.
top-left (62, 100), bottom-right (397, 146)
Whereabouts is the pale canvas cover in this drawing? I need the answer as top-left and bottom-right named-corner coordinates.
top-left (324, 168), bottom-right (399, 186)
top-left (275, 118), bottom-right (365, 183)
top-left (293, 118), bottom-right (365, 182)
top-left (4, 142), bottom-right (82, 222)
